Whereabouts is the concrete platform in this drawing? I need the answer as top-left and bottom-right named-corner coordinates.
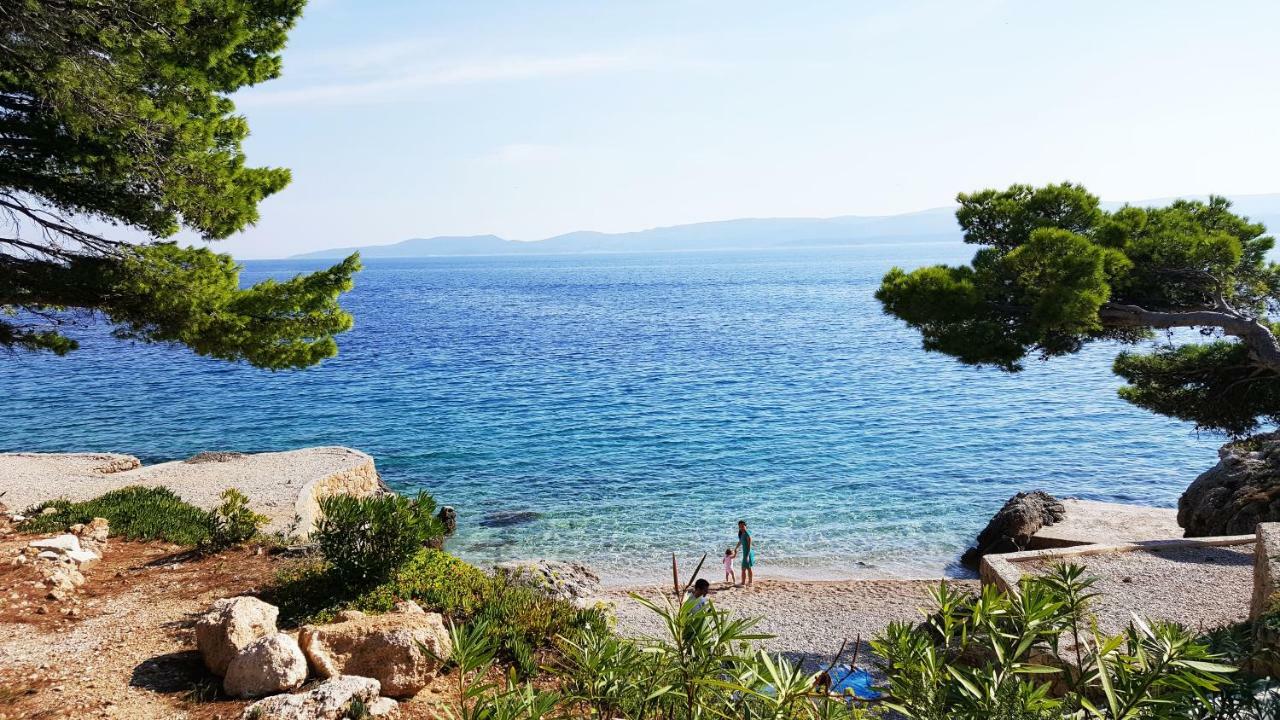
top-left (1029, 499), bottom-right (1182, 549)
top-left (0, 447), bottom-right (380, 538)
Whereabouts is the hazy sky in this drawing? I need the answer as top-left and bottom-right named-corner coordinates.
top-left (209, 0), bottom-right (1280, 258)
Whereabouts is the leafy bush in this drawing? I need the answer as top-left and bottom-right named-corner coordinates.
top-left (201, 488), bottom-right (268, 552)
top-left (452, 595), bottom-right (879, 720)
top-left (872, 563), bottom-right (1237, 720)
top-left (22, 486), bottom-right (216, 546)
top-left (313, 491), bottom-right (445, 585)
top-left (440, 566), bottom-right (1255, 720)
top-left (271, 548), bottom-right (601, 666)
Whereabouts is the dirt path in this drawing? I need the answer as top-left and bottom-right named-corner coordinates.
top-left (0, 537), bottom-right (279, 720)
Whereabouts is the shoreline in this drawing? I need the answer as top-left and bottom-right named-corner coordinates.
top-left (593, 576), bottom-right (978, 667)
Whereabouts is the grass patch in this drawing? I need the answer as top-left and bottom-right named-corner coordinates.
top-left (20, 485), bottom-right (266, 551)
top-left (22, 486), bottom-right (214, 545)
top-left (270, 548), bottom-right (603, 667)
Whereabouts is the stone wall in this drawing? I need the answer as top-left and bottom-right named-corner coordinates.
top-left (1253, 522), bottom-right (1280, 619)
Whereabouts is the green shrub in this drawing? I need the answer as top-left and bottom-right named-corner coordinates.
top-left (21, 486), bottom-right (215, 546)
top-left (872, 563), bottom-right (1237, 720)
top-left (270, 547), bottom-right (602, 665)
top-left (313, 491), bottom-right (446, 585)
top-left (201, 488), bottom-right (268, 552)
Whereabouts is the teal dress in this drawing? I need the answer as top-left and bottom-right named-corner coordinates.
top-left (739, 529), bottom-right (755, 569)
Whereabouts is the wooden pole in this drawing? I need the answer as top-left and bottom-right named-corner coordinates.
top-left (672, 553), bottom-right (679, 595)
top-left (680, 553), bottom-right (708, 596)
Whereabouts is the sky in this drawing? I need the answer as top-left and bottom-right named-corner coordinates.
top-left (205, 0), bottom-right (1280, 258)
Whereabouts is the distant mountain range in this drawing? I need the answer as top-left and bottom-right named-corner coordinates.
top-left (292, 193), bottom-right (1280, 259)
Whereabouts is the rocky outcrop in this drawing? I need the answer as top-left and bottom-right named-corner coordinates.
top-left (298, 606), bottom-right (451, 697)
top-left (961, 491), bottom-right (1067, 568)
top-left (196, 596), bottom-right (280, 676)
top-left (241, 675), bottom-right (383, 720)
top-left (496, 559), bottom-right (601, 606)
top-left (1180, 433), bottom-right (1280, 537)
top-left (0, 447), bottom-right (380, 538)
top-left (224, 634), bottom-right (308, 698)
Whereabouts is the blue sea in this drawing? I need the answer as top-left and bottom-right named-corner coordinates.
top-left (2, 245), bottom-right (1219, 581)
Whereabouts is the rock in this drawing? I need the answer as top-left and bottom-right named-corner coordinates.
top-left (479, 510), bottom-right (541, 528)
top-left (63, 550), bottom-right (100, 569)
top-left (29, 535), bottom-right (81, 553)
top-left (495, 559), bottom-right (601, 605)
top-left (392, 600), bottom-right (423, 615)
top-left (0, 447), bottom-right (379, 539)
top-left (428, 506), bottom-right (458, 549)
top-left (437, 506), bottom-right (457, 535)
top-left (334, 610), bottom-right (366, 622)
top-left (186, 451), bottom-right (247, 464)
top-left (224, 634), bottom-right (308, 698)
top-left (196, 596), bottom-right (280, 676)
top-left (36, 551), bottom-right (61, 562)
top-left (298, 611), bottom-right (451, 697)
top-left (71, 518), bottom-right (110, 553)
top-left (1181, 433), bottom-right (1280, 536)
top-left (367, 696), bottom-right (399, 716)
top-left (960, 491), bottom-right (1067, 568)
top-left (241, 675), bottom-right (381, 720)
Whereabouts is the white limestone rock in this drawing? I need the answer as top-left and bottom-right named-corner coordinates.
top-left (240, 675), bottom-right (381, 720)
top-left (224, 634), bottom-right (308, 698)
top-left (29, 535), bottom-right (81, 553)
top-left (196, 596), bottom-right (280, 676)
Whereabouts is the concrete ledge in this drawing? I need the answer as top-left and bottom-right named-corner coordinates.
top-left (0, 447), bottom-right (380, 538)
top-left (982, 534), bottom-right (1257, 595)
top-left (1029, 499), bottom-right (1182, 549)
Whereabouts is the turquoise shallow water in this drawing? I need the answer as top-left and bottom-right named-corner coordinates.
top-left (2, 245), bottom-right (1218, 581)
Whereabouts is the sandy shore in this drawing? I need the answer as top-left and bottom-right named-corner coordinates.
top-left (595, 577), bottom-right (977, 667)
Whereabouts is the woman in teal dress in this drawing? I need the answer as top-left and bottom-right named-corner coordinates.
top-left (735, 519), bottom-right (755, 586)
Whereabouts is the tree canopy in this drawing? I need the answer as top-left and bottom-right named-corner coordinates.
top-left (876, 182), bottom-right (1280, 436)
top-left (1, 0), bottom-right (359, 369)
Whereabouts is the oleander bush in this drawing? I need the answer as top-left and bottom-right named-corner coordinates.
top-left (443, 594), bottom-right (881, 720)
top-left (313, 491), bottom-right (446, 584)
top-left (873, 563), bottom-right (1240, 720)
top-left (433, 563), bottom-right (1258, 720)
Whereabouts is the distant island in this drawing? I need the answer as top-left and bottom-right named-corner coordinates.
top-left (293, 194), bottom-right (1280, 259)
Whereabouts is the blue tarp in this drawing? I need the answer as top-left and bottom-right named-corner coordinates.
top-left (830, 667), bottom-right (881, 700)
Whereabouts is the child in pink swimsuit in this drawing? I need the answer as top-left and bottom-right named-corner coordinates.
top-left (722, 547), bottom-right (736, 586)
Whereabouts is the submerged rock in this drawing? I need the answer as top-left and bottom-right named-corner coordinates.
top-left (1181, 432), bottom-right (1280, 536)
top-left (960, 490), bottom-right (1066, 568)
top-left (479, 510), bottom-right (541, 528)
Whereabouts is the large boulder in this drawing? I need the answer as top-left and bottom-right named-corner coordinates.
top-left (298, 607), bottom-right (451, 697)
top-left (960, 491), bottom-right (1067, 568)
top-left (241, 675), bottom-right (381, 720)
top-left (196, 596), bottom-right (280, 676)
top-left (495, 559), bottom-right (600, 606)
top-left (1180, 433), bottom-right (1280, 536)
top-left (224, 633), bottom-right (308, 698)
